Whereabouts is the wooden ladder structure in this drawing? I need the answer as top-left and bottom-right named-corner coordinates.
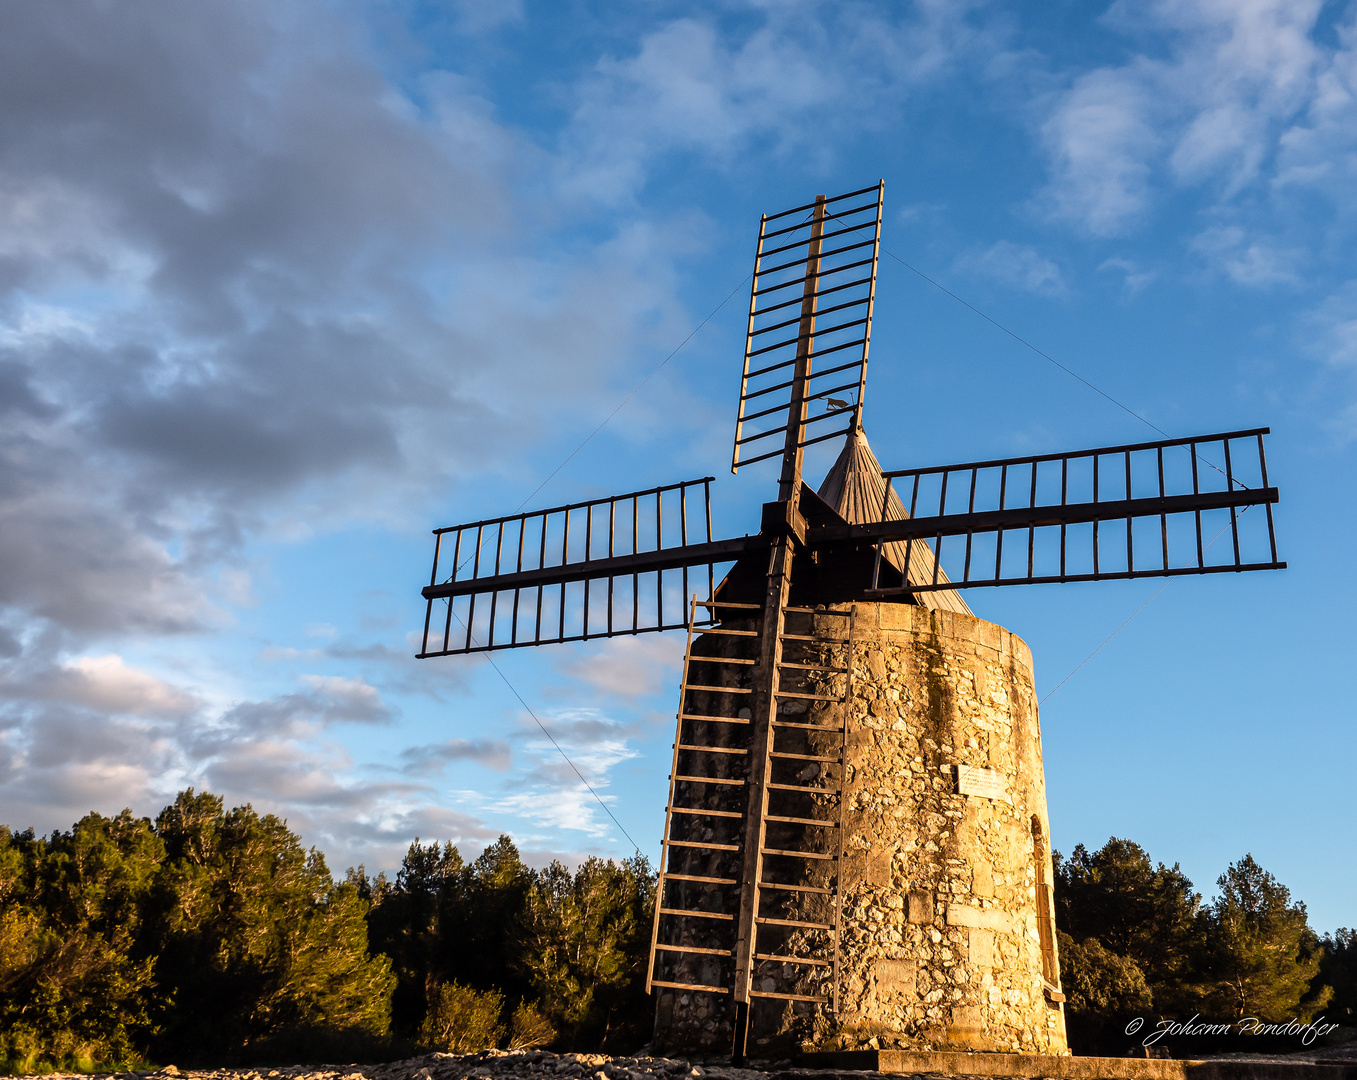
top-left (646, 596), bottom-right (857, 1031)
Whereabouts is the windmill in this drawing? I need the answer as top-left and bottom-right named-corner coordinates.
top-left (416, 182), bottom-right (1284, 1063)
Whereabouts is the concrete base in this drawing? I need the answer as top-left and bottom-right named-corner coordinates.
top-left (795, 1050), bottom-right (1357, 1080)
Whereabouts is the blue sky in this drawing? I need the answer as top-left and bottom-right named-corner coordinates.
top-left (1, 0), bottom-right (1354, 934)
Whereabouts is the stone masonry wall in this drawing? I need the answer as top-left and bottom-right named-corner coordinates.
top-left (654, 603), bottom-right (1067, 1058)
top-left (827, 602), bottom-right (1066, 1056)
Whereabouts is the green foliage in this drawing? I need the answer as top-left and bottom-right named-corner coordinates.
top-left (506, 1001), bottom-right (556, 1050)
top-left (1319, 929), bottom-right (1357, 1026)
top-left (519, 854), bottom-right (655, 1051)
top-left (419, 981), bottom-right (505, 1053)
top-left (1, 792), bottom-right (396, 1071)
top-left (1056, 930), bottom-right (1152, 1016)
top-left (1198, 855), bottom-right (1330, 1023)
top-left (149, 790), bottom-right (396, 1061)
top-left (0, 813), bottom-right (162, 1073)
top-left (1054, 838), bottom-right (1334, 1052)
top-left (1054, 837), bottom-right (1204, 1004)
top-left (364, 837), bottom-right (654, 1052)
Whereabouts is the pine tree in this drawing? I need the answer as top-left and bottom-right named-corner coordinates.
top-left (149, 790), bottom-right (395, 1061)
top-left (1202, 855), bottom-right (1331, 1023)
top-left (0, 813), bottom-right (162, 1071)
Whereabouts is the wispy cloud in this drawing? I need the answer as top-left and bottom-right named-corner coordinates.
top-left (956, 240), bottom-right (1068, 296)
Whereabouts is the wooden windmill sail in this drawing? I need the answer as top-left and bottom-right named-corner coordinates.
top-left (416, 181), bottom-right (1285, 1061)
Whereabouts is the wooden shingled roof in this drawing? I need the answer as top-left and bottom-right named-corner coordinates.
top-left (816, 426), bottom-right (974, 616)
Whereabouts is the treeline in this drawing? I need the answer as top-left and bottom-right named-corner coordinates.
top-left (1054, 839), bottom-right (1355, 1053)
top-left (3, 792), bottom-right (1354, 1071)
top-left (0, 791), bottom-right (655, 1074)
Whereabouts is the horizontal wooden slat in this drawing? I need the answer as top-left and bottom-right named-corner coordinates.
top-left (762, 848), bottom-right (837, 860)
top-left (672, 775), bottom-right (746, 785)
top-left (660, 907), bottom-right (734, 920)
top-left (756, 917), bottom-right (833, 930)
top-left (668, 806), bottom-right (743, 819)
top-left (754, 953), bottom-right (830, 966)
top-left (653, 943), bottom-right (733, 957)
top-left (649, 979), bottom-right (729, 995)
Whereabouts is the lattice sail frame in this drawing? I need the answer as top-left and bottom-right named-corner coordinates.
top-left (418, 477), bottom-right (740, 657)
top-left (731, 181), bottom-right (883, 472)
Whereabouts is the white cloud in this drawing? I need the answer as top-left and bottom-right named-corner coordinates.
top-left (1190, 224), bottom-right (1303, 286)
top-left (957, 240), bottom-right (1068, 296)
top-left (1039, 0), bottom-right (1327, 234)
top-left (1098, 257), bottom-right (1158, 294)
top-left (1041, 64), bottom-right (1162, 236)
top-left (1305, 281), bottom-right (1357, 367)
top-left (554, 633), bottom-right (684, 701)
top-left (560, 4), bottom-right (996, 204)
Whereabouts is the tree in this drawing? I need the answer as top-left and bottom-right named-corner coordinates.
top-left (1200, 855), bottom-right (1330, 1023)
top-left (149, 790), bottom-right (395, 1061)
top-left (1054, 838), bottom-right (1207, 1013)
top-left (520, 854), bottom-right (655, 1051)
top-left (1056, 931), bottom-right (1152, 1016)
top-left (0, 813), bottom-right (162, 1071)
top-left (1317, 929), bottom-right (1356, 1027)
top-left (365, 839), bottom-right (463, 1036)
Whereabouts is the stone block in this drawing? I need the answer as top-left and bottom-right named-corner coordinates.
top-left (972, 861), bottom-right (994, 898)
top-left (950, 1004), bottom-right (983, 1031)
top-left (908, 890), bottom-right (933, 924)
top-left (878, 604), bottom-right (914, 631)
top-left (876, 958), bottom-right (915, 996)
top-left (946, 904), bottom-right (1012, 933)
top-left (969, 928), bottom-right (994, 967)
top-left (866, 849), bottom-right (892, 887)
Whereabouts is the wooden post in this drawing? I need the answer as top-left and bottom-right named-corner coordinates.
top-left (731, 195), bottom-right (825, 1065)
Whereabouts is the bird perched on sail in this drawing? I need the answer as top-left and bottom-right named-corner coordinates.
top-left (826, 397), bottom-right (850, 410)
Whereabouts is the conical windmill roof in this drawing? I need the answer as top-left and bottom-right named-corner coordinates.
top-left (817, 427), bottom-right (974, 616)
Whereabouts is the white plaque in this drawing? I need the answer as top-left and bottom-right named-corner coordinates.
top-left (955, 764), bottom-right (1009, 803)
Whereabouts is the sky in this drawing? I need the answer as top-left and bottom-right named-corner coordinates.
top-left (1, 0), bottom-right (1354, 934)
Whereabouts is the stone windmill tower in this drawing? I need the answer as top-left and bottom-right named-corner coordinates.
top-left (416, 183), bottom-right (1284, 1064)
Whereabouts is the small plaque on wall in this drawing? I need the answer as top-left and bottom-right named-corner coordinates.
top-left (954, 764), bottom-right (1009, 803)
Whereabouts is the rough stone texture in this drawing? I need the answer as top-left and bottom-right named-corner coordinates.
top-left (656, 603), bottom-right (1067, 1057)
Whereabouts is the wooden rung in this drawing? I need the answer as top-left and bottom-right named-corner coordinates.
top-left (762, 848), bottom-right (837, 860)
top-left (696, 600), bottom-right (761, 610)
top-left (689, 655), bottom-right (756, 665)
top-left (677, 743), bottom-right (747, 755)
top-left (774, 690), bottom-right (842, 702)
top-left (778, 661), bottom-right (849, 673)
top-left (783, 606), bottom-right (851, 616)
top-left (683, 684), bottom-right (753, 694)
top-left (772, 720), bottom-right (844, 732)
top-left (780, 633), bottom-right (849, 643)
top-left (665, 839), bottom-right (740, 852)
top-left (756, 916), bottom-right (833, 930)
top-left (754, 953), bottom-right (830, 967)
top-left (653, 943), bottom-right (732, 957)
top-left (660, 907), bottom-right (734, 920)
top-left (770, 751), bottom-right (840, 763)
top-left (759, 882), bottom-right (832, 895)
top-left (649, 978), bottom-right (730, 994)
top-left (699, 627), bottom-right (759, 637)
top-left (680, 713), bottom-right (751, 724)
top-left (663, 872), bottom-right (738, 885)
top-left (672, 775), bottom-right (746, 785)
top-left (765, 814), bottom-right (836, 827)
top-left (748, 990), bottom-right (828, 1003)
top-left (668, 806), bottom-right (743, 819)
top-left (767, 782), bottom-right (841, 793)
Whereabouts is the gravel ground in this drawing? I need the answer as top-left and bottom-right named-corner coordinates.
top-left (9, 1050), bottom-right (924, 1080)
top-left (16, 1040), bottom-right (1357, 1080)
